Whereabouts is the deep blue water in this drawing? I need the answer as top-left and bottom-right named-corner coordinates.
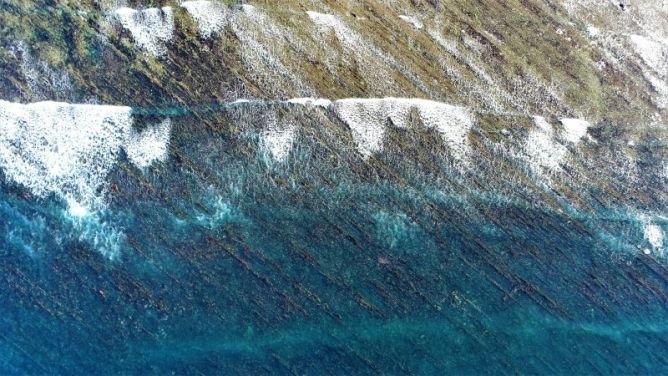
top-left (1, 109), bottom-right (668, 374)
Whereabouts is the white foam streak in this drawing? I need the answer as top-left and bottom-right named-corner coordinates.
top-left (399, 15), bottom-right (423, 30)
top-left (287, 98), bottom-right (332, 107)
top-left (629, 34), bottom-right (668, 108)
top-left (332, 99), bottom-right (390, 158)
top-left (66, 196), bottom-right (91, 217)
top-left (114, 7), bottom-right (174, 56)
top-left (587, 26), bottom-right (601, 37)
top-left (416, 99), bottom-right (473, 158)
top-left (0, 101), bottom-right (174, 259)
top-left (229, 5), bottom-right (311, 95)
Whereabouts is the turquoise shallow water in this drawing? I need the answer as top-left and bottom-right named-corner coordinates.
top-left (1, 110), bottom-right (667, 375)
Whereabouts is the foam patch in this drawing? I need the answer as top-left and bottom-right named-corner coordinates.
top-left (0, 101), bottom-right (171, 214)
top-left (306, 11), bottom-right (411, 95)
top-left (180, 1), bottom-right (229, 39)
top-left (125, 118), bottom-right (172, 168)
top-left (114, 7), bottom-right (174, 56)
top-left (524, 116), bottom-right (568, 174)
top-left (332, 98), bottom-right (474, 160)
top-left (260, 124), bottom-right (296, 163)
top-left (644, 221), bottom-right (665, 254)
top-left (0, 101), bottom-right (132, 210)
top-left (399, 15), bottom-right (423, 30)
top-left (630, 34), bottom-right (668, 74)
top-left (229, 5), bottom-right (311, 95)
top-left (559, 118), bottom-right (591, 143)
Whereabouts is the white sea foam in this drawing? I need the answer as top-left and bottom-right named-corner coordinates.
top-left (591, 30), bottom-right (668, 109)
top-left (415, 99), bottom-right (473, 158)
top-left (559, 118), bottom-right (590, 143)
top-left (306, 11), bottom-right (339, 31)
top-left (399, 15), bottom-right (423, 30)
top-left (332, 98), bottom-right (405, 158)
top-left (0, 101), bottom-right (172, 259)
top-left (640, 216), bottom-right (665, 255)
top-left (260, 124), bottom-right (296, 163)
top-left (628, 34), bottom-right (668, 108)
top-left (66, 209), bottom-right (127, 260)
top-left (66, 196), bottom-right (91, 217)
top-left (645, 223), bottom-right (664, 250)
top-left (630, 35), bottom-right (668, 108)
top-left (427, 23), bottom-right (460, 57)
top-left (307, 11), bottom-right (413, 94)
top-left (180, 1), bottom-right (229, 38)
top-left (374, 210), bottom-right (421, 251)
top-left (287, 98), bottom-right (332, 107)
top-left (114, 7), bottom-right (174, 56)
top-left (428, 20), bottom-right (556, 114)
top-left (125, 118), bottom-right (172, 168)
top-left (0, 100), bottom-right (171, 214)
top-left (630, 34), bottom-right (668, 74)
top-left (646, 74), bottom-right (668, 108)
top-left (634, 212), bottom-right (666, 255)
top-left (9, 41), bottom-right (74, 101)
top-left (229, 5), bottom-right (311, 95)
top-left (587, 26), bottom-right (600, 37)
top-left (0, 101), bottom-right (132, 211)
top-left (524, 116), bottom-right (568, 174)
top-left (195, 194), bottom-right (238, 229)
top-left (331, 98), bottom-right (473, 160)
top-left (561, 1), bottom-right (668, 109)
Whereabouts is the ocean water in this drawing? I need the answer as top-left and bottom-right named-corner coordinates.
top-left (1, 104), bottom-right (667, 375)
